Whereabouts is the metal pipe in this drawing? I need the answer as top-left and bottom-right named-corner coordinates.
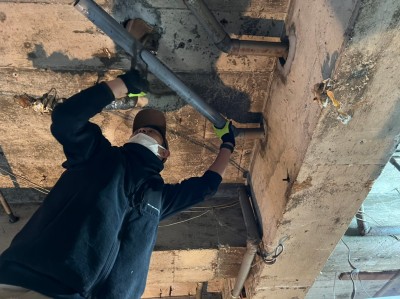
top-left (140, 51), bottom-right (226, 128)
top-left (235, 127), bottom-right (265, 139)
top-left (184, 0), bottom-right (288, 57)
top-left (195, 282), bottom-right (203, 299)
top-left (74, 0), bottom-right (226, 129)
top-left (355, 205), bottom-right (370, 236)
top-left (230, 39), bottom-right (288, 57)
top-left (231, 187), bottom-right (261, 298)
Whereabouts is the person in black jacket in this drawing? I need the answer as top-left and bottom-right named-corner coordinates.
top-left (0, 70), bottom-right (235, 299)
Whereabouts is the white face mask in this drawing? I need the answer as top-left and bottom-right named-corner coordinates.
top-left (128, 133), bottom-right (166, 158)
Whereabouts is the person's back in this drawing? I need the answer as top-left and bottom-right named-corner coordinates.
top-left (0, 71), bottom-right (235, 299)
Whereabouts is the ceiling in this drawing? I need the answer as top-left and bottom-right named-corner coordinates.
top-left (1, 0), bottom-right (400, 298)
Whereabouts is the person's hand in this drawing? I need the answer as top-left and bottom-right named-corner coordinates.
top-left (213, 120), bottom-right (235, 152)
top-left (117, 70), bottom-right (149, 96)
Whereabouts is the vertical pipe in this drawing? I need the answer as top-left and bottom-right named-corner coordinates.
top-left (195, 282), bottom-right (203, 299)
top-left (238, 187), bottom-right (261, 243)
top-left (231, 188), bottom-right (261, 298)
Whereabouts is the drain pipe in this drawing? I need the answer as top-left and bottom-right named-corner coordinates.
top-left (183, 0), bottom-right (289, 57)
top-left (231, 187), bottom-right (262, 298)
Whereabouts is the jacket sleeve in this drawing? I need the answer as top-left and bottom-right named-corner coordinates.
top-left (160, 170), bottom-right (222, 220)
top-left (50, 83), bottom-right (116, 168)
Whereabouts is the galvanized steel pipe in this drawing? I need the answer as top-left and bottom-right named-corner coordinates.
top-left (231, 187), bottom-right (262, 298)
top-left (74, 0), bottom-right (227, 128)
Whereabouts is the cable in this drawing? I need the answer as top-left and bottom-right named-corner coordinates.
top-left (189, 200), bottom-right (239, 210)
top-left (158, 210), bottom-right (210, 227)
top-left (257, 236), bottom-right (288, 265)
top-left (341, 238), bottom-right (357, 299)
top-left (6, 177), bottom-right (49, 195)
top-left (0, 166), bottom-right (50, 194)
top-left (169, 128), bottom-right (247, 174)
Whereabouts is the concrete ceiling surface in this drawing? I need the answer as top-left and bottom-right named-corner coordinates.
top-left (1, 0), bottom-right (400, 298)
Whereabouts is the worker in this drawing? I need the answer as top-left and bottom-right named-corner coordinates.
top-left (0, 70), bottom-right (235, 299)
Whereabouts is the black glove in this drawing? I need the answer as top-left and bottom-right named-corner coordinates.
top-left (118, 70), bottom-right (149, 95)
top-left (213, 121), bottom-right (236, 152)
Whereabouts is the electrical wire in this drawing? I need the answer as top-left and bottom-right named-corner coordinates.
top-left (159, 201), bottom-right (241, 228)
top-left (6, 176), bottom-right (49, 195)
top-left (256, 236), bottom-right (288, 265)
top-left (189, 200), bottom-right (239, 210)
top-left (341, 238), bottom-right (357, 299)
top-left (169, 128), bottom-right (247, 174)
top-left (0, 166), bottom-right (50, 195)
top-left (158, 210), bottom-right (210, 227)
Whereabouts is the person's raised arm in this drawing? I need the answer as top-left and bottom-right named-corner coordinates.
top-left (209, 121), bottom-right (235, 176)
top-left (51, 70), bottom-right (148, 167)
top-left (160, 121), bottom-right (235, 219)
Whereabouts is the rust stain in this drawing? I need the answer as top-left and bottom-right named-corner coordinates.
top-left (292, 176), bottom-right (313, 193)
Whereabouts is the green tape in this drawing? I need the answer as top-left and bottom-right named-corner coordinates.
top-left (128, 92), bottom-right (147, 98)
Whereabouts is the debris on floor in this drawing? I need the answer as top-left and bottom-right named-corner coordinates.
top-left (14, 88), bottom-right (64, 114)
top-left (313, 79), bottom-right (352, 125)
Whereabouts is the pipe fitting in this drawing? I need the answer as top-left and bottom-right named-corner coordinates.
top-left (231, 39), bottom-right (289, 57)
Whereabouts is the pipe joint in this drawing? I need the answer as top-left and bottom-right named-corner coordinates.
top-left (215, 34), bottom-right (233, 53)
top-left (231, 39), bottom-right (289, 57)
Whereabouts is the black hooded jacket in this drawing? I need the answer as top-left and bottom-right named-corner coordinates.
top-left (0, 83), bottom-right (222, 298)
